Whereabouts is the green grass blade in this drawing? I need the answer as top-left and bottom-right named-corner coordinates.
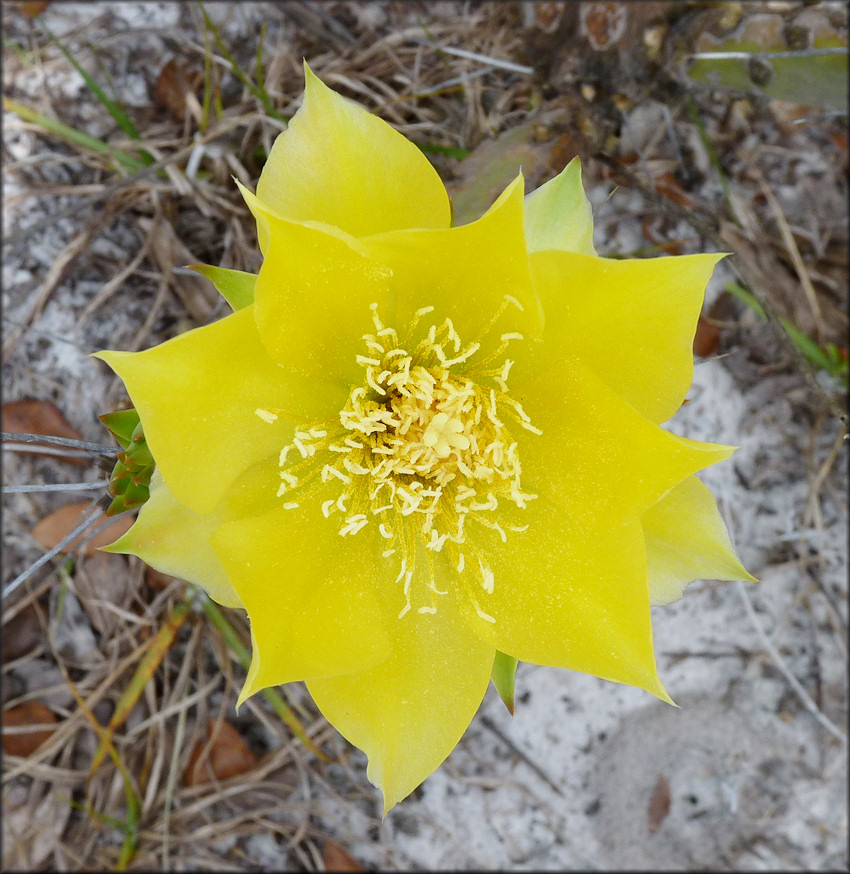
top-left (4, 97), bottom-right (148, 173)
top-left (685, 94), bottom-right (731, 203)
top-left (198, 2), bottom-right (285, 122)
top-left (39, 22), bottom-right (140, 141)
top-left (727, 282), bottom-right (846, 384)
top-left (725, 281), bottom-right (767, 319)
top-left (778, 316), bottom-right (840, 373)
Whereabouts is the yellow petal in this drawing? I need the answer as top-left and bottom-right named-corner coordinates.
top-left (210, 505), bottom-right (393, 699)
top-left (362, 174), bottom-right (543, 351)
top-left (525, 250), bottom-right (725, 424)
top-left (458, 505), bottom-right (670, 701)
top-left (94, 305), bottom-right (347, 514)
top-left (247, 199), bottom-right (393, 383)
top-left (643, 474), bottom-right (757, 605)
top-left (524, 157), bottom-right (596, 255)
top-left (255, 63), bottom-right (451, 236)
top-left (517, 356), bottom-right (735, 531)
top-left (307, 549), bottom-right (494, 814)
top-left (103, 469), bottom-right (243, 608)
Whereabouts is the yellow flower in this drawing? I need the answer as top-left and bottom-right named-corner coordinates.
top-left (95, 65), bottom-right (754, 813)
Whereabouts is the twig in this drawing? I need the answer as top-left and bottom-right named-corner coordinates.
top-left (2, 505), bottom-right (102, 600)
top-left (755, 171), bottom-right (826, 343)
top-left (2, 481), bottom-right (109, 494)
top-left (478, 715), bottom-right (564, 796)
top-left (3, 444), bottom-right (95, 460)
top-left (411, 40), bottom-right (534, 75)
top-left (2, 507), bottom-right (132, 601)
top-left (735, 580), bottom-right (846, 744)
top-left (2, 432), bottom-right (116, 456)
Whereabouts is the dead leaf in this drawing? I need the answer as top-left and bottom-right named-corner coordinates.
top-left (184, 720), bottom-right (257, 786)
top-left (154, 58), bottom-right (203, 120)
top-left (74, 552), bottom-right (131, 637)
top-left (19, 1), bottom-right (51, 18)
top-left (2, 700), bottom-right (58, 757)
top-left (146, 567), bottom-right (177, 592)
top-left (447, 122), bottom-right (551, 226)
top-left (693, 314), bottom-right (721, 357)
top-left (31, 503), bottom-right (133, 556)
top-left (653, 173), bottom-right (697, 209)
top-left (2, 601), bottom-right (44, 662)
top-left (2, 399), bottom-right (87, 465)
top-left (323, 840), bottom-right (365, 871)
top-left (648, 773), bottom-right (671, 833)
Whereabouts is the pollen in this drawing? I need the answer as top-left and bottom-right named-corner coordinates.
top-left (265, 300), bottom-right (540, 621)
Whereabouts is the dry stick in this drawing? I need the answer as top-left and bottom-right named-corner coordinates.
top-left (735, 579), bottom-right (846, 744)
top-left (756, 173), bottom-right (826, 343)
top-left (76, 230), bottom-right (154, 330)
top-left (478, 715), bottom-right (564, 796)
top-left (2, 444), bottom-right (95, 460)
top-left (804, 417), bottom-right (847, 529)
top-left (125, 270), bottom-right (171, 353)
top-left (2, 203), bottom-right (120, 363)
top-left (3, 481), bottom-right (108, 494)
top-left (1, 431), bottom-right (116, 456)
top-left (161, 703), bottom-right (187, 870)
top-left (2, 505), bottom-right (102, 600)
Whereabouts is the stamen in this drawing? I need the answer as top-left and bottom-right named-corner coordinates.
top-left (272, 302), bottom-right (539, 620)
top-left (474, 603), bottom-right (496, 624)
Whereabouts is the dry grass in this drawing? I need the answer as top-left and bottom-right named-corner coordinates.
top-left (2, 2), bottom-right (846, 870)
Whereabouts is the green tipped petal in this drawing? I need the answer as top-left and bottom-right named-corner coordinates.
top-left (103, 469), bottom-right (243, 608)
top-left (188, 264), bottom-right (257, 311)
top-left (524, 157), bottom-right (596, 256)
top-left (491, 651), bottom-right (518, 715)
top-left (643, 475), bottom-right (757, 605)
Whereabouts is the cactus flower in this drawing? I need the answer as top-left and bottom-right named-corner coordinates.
top-left (95, 65), bottom-right (753, 813)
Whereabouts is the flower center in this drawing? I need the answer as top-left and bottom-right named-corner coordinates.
top-left (257, 300), bottom-right (540, 620)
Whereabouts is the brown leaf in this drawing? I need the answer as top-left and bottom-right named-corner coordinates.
top-left (323, 841), bottom-right (365, 872)
top-left (447, 122), bottom-right (552, 227)
top-left (184, 720), bottom-right (257, 786)
top-left (19, 1), bottom-right (51, 18)
top-left (154, 58), bottom-right (203, 120)
top-left (31, 503), bottom-right (133, 556)
top-left (75, 552), bottom-right (131, 637)
top-left (693, 314), bottom-right (721, 358)
top-left (653, 173), bottom-right (698, 209)
top-left (2, 601), bottom-right (44, 662)
top-left (648, 774), bottom-right (671, 834)
top-left (2, 399), bottom-right (87, 465)
top-left (2, 701), bottom-right (58, 757)
top-left (146, 567), bottom-right (177, 592)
